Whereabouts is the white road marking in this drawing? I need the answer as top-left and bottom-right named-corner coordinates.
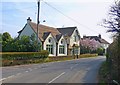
top-left (16, 73), bottom-right (21, 75)
top-left (25, 71), bottom-right (29, 72)
top-left (48, 72), bottom-right (65, 83)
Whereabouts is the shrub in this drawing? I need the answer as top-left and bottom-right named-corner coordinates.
top-left (1, 50), bottom-right (49, 66)
top-left (79, 54), bottom-right (98, 58)
top-left (97, 48), bottom-right (104, 55)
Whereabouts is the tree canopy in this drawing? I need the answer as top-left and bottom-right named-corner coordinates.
top-left (2, 32), bottom-right (41, 52)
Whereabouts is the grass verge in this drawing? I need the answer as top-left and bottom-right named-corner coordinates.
top-left (98, 61), bottom-right (110, 84)
top-left (2, 53), bottom-right (98, 67)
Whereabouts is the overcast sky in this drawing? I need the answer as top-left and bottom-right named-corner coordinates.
top-left (1, 0), bottom-right (115, 43)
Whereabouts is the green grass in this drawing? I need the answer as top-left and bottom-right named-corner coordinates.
top-left (98, 61), bottom-right (109, 84)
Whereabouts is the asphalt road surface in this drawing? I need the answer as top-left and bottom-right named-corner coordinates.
top-left (1, 56), bottom-right (106, 84)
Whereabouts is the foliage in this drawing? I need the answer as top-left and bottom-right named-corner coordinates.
top-left (106, 38), bottom-right (120, 83)
top-left (97, 48), bottom-right (105, 55)
top-left (2, 32), bottom-right (42, 52)
top-left (80, 38), bottom-right (101, 54)
top-left (2, 32), bottom-right (13, 52)
top-left (1, 51), bottom-right (49, 66)
top-left (101, 1), bottom-right (120, 83)
top-left (79, 53), bottom-right (98, 58)
top-left (99, 61), bottom-right (110, 84)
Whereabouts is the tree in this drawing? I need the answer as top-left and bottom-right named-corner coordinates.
top-left (102, 1), bottom-right (120, 36)
top-left (102, 1), bottom-right (120, 83)
top-left (30, 33), bottom-right (42, 52)
top-left (2, 32), bottom-right (13, 52)
top-left (2, 32), bottom-right (13, 42)
top-left (80, 38), bottom-right (101, 54)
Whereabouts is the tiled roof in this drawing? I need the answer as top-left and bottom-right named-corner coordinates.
top-left (56, 34), bottom-right (62, 41)
top-left (42, 32), bottom-right (51, 41)
top-left (57, 27), bottom-right (76, 36)
top-left (18, 18), bottom-right (77, 42)
top-left (99, 39), bottom-right (110, 44)
top-left (29, 22), bottom-right (61, 41)
top-left (83, 35), bottom-right (110, 44)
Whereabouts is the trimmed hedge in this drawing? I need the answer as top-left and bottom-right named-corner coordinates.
top-left (1, 50), bottom-right (49, 66)
top-left (79, 54), bottom-right (98, 58)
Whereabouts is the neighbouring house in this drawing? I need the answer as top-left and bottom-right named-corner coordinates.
top-left (82, 34), bottom-right (110, 53)
top-left (18, 17), bottom-right (81, 56)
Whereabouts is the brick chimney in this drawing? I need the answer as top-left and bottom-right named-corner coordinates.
top-left (27, 17), bottom-right (32, 23)
top-left (83, 35), bottom-right (86, 38)
top-left (98, 34), bottom-right (101, 39)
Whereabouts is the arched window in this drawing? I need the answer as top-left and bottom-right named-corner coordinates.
top-left (59, 39), bottom-right (65, 54)
top-left (48, 37), bottom-right (52, 43)
top-left (46, 37), bottom-right (53, 54)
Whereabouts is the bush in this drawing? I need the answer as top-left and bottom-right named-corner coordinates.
top-left (1, 50), bottom-right (49, 66)
top-left (79, 54), bottom-right (98, 58)
top-left (97, 48), bottom-right (104, 55)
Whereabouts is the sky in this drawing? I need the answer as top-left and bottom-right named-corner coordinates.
top-left (0, 0), bottom-right (115, 43)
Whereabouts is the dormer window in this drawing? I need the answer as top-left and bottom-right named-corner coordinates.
top-left (49, 38), bottom-right (51, 43)
top-left (74, 35), bottom-right (77, 42)
top-left (48, 37), bottom-right (52, 43)
top-left (61, 39), bottom-right (64, 44)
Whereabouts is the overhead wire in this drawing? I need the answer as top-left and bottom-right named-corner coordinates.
top-left (43, 1), bottom-right (100, 34)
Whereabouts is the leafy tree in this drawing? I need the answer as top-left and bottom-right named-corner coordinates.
top-left (97, 48), bottom-right (104, 55)
top-left (30, 33), bottom-right (42, 52)
top-left (2, 32), bottom-right (13, 42)
top-left (2, 32), bottom-right (13, 52)
top-left (80, 38), bottom-right (101, 54)
top-left (2, 32), bottom-right (42, 52)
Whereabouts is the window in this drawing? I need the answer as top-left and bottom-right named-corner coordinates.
top-left (46, 45), bottom-right (53, 54)
top-left (61, 39), bottom-right (64, 44)
top-left (59, 45), bottom-right (65, 54)
top-left (74, 36), bottom-right (77, 42)
top-left (48, 38), bottom-right (52, 43)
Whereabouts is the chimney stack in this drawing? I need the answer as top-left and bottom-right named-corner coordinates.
top-left (98, 34), bottom-right (101, 39)
top-left (83, 35), bottom-right (86, 38)
top-left (27, 17), bottom-right (32, 23)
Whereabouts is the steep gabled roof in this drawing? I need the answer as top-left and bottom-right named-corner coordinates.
top-left (83, 35), bottom-right (110, 44)
top-left (56, 34), bottom-right (62, 41)
top-left (29, 22), bottom-right (61, 41)
top-left (99, 39), bottom-right (110, 44)
top-left (42, 32), bottom-right (51, 41)
top-left (18, 17), bottom-right (80, 43)
top-left (57, 27), bottom-right (76, 36)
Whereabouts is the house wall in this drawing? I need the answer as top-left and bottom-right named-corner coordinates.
top-left (101, 43), bottom-right (109, 54)
top-left (57, 36), bottom-right (67, 56)
top-left (43, 34), bottom-right (56, 56)
top-left (69, 28), bottom-right (80, 55)
top-left (101, 43), bottom-right (109, 49)
top-left (19, 23), bottom-right (41, 43)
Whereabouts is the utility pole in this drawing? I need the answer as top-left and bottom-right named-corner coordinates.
top-left (37, 0), bottom-right (40, 52)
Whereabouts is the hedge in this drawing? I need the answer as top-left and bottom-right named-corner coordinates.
top-left (0, 50), bottom-right (49, 66)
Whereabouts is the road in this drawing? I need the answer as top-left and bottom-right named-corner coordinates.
top-left (1, 56), bottom-right (105, 84)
